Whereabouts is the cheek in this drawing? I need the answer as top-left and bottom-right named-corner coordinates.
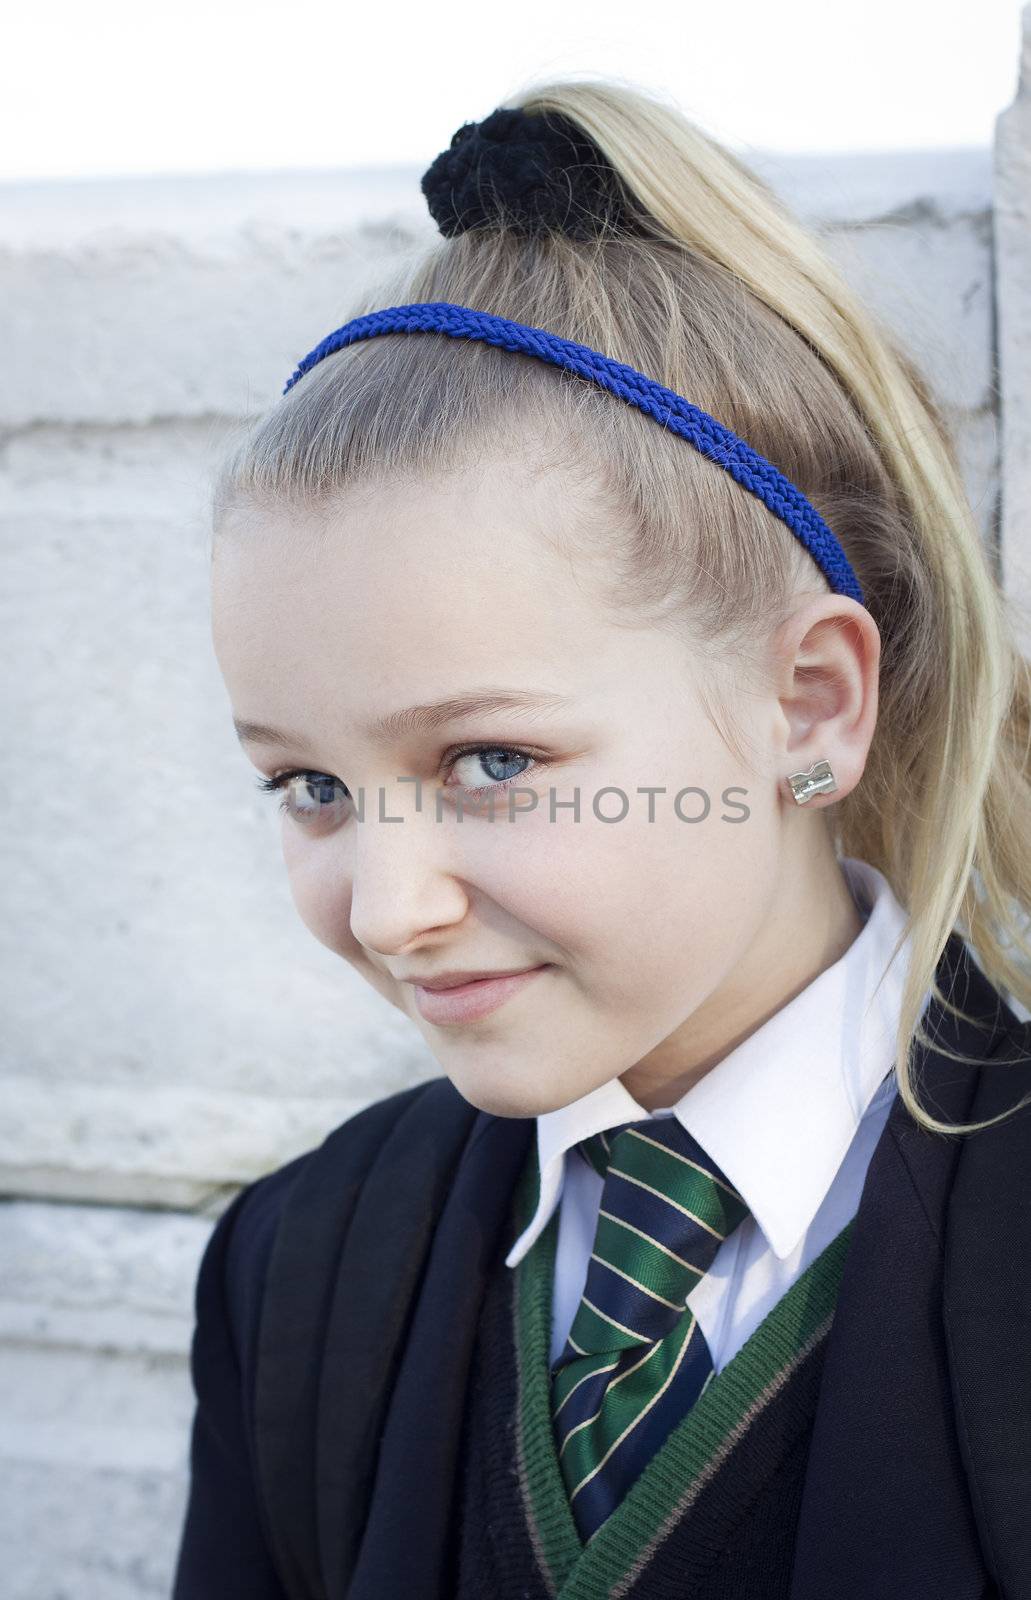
top-left (280, 827), bottom-right (361, 959)
top-left (549, 777), bottom-right (780, 998)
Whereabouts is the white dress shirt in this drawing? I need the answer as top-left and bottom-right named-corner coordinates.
top-left (506, 856), bottom-right (932, 1372)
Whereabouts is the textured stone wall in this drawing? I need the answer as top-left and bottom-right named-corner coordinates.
top-left (1, 20), bottom-right (1028, 1588)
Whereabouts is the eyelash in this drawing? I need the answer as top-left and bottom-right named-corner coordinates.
top-left (252, 743), bottom-right (544, 819)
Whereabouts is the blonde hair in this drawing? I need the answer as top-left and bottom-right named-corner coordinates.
top-left (212, 78), bottom-right (1031, 1138)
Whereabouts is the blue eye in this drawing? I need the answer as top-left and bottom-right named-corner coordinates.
top-left (448, 746), bottom-right (536, 793)
top-left (253, 771), bottom-right (351, 825)
top-left (252, 746), bottom-right (543, 826)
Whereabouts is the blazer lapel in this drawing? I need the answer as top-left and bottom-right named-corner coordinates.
top-left (342, 1103), bottom-right (535, 1600)
top-left (253, 1082), bottom-right (464, 1600)
top-left (791, 932), bottom-right (1029, 1600)
top-left (943, 957), bottom-right (1031, 1599)
top-left (311, 1077), bottom-right (482, 1600)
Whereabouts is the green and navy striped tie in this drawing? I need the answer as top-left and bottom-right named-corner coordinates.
top-left (551, 1117), bottom-right (752, 1541)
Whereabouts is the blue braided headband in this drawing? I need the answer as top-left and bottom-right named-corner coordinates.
top-left (282, 301), bottom-right (865, 606)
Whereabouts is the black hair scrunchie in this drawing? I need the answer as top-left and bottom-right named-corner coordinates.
top-left (420, 105), bottom-right (639, 240)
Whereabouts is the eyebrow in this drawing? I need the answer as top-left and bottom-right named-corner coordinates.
top-left (233, 688), bottom-right (575, 750)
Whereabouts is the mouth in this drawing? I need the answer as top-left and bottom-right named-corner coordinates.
top-left (411, 964), bottom-right (552, 1026)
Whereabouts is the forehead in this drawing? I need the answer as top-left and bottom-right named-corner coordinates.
top-left (210, 460), bottom-right (627, 727)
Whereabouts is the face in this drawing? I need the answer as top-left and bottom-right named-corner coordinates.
top-left (210, 456), bottom-right (852, 1118)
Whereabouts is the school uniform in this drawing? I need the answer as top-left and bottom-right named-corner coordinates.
top-left (172, 857), bottom-right (1031, 1600)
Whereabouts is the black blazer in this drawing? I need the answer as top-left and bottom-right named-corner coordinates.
top-left (172, 931), bottom-right (1031, 1600)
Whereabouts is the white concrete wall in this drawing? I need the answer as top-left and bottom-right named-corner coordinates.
top-left (1, 15), bottom-right (1028, 1588)
top-left (996, 4), bottom-right (1031, 656)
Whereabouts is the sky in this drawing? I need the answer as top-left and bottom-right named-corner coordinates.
top-left (1, 0), bottom-right (1025, 183)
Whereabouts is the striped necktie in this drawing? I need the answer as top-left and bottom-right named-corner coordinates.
top-left (551, 1117), bottom-right (752, 1542)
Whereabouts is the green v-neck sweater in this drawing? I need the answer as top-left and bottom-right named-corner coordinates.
top-left (453, 1141), bottom-right (855, 1599)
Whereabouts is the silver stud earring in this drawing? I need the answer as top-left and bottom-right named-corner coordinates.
top-left (787, 759), bottom-right (838, 806)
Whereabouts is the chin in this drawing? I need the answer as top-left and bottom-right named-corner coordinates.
top-left (440, 1065), bottom-right (592, 1121)
top-left (443, 1077), bottom-right (539, 1119)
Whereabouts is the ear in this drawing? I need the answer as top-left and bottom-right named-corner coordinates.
top-left (770, 596), bottom-right (880, 810)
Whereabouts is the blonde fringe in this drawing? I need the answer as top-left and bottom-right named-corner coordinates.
top-left (213, 77), bottom-right (1031, 1138)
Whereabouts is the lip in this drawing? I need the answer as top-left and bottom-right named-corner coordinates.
top-left (410, 964), bottom-right (551, 1025)
top-left (404, 966), bottom-right (542, 992)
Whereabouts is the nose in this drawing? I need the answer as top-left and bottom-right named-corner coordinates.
top-left (347, 782), bottom-right (470, 955)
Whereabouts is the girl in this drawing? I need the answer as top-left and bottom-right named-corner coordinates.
top-left (172, 82), bottom-right (1031, 1600)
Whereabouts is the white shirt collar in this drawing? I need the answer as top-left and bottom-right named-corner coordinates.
top-left (506, 856), bottom-right (916, 1268)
